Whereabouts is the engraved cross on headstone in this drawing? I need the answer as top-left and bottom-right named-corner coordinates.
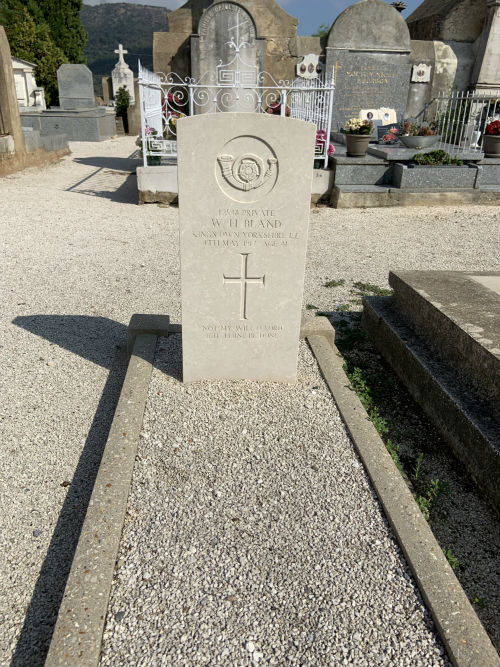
top-left (114, 44), bottom-right (128, 66)
top-left (223, 253), bottom-right (265, 320)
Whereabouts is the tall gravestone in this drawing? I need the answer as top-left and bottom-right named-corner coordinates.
top-left (177, 112), bottom-right (315, 382)
top-left (57, 64), bottom-right (95, 109)
top-left (191, 2), bottom-right (265, 113)
top-left (112, 44), bottom-right (135, 104)
top-left (326, 0), bottom-right (411, 130)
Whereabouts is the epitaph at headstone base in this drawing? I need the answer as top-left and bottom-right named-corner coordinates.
top-left (178, 113), bottom-right (315, 382)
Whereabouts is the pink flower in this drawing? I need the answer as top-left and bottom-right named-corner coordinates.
top-left (328, 143), bottom-right (335, 155)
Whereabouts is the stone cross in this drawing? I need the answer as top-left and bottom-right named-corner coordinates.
top-left (114, 44), bottom-right (128, 66)
top-left (177, 112), bottom-right (315, 383)
top-left (223, 253), bottom-right (265, 320)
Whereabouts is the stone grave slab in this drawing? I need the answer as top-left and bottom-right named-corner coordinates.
top-left (177, 112), bottom-right (315, 382)
top-left (57, 64), bottom-right (95, 109)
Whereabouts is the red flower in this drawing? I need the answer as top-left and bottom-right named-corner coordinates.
top-left (485, 120), bottom-right (500, 135)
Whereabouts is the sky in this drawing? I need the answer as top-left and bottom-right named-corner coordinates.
top-left (82, 0), bottom-right (423, 35)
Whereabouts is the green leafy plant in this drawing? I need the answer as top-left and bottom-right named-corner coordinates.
top-left (443, 548), bottom-right (459, 570)
top-left (414, 478), bottom-right (449, 521)
top-left (352, 281), bottom-right (393, 296)
top-left (412, 452), bottom-right (424, 481)
top-left (324, 279), bottom-right (345, 288)
top-left (401, 119), bottom-right (436, 136)
top-left (306, 304), bottom-right (318, 310)
top-left (115, 86), bottom-right (131, 116)
top-left (473, 596), bottom-right (486, 609)
top-left (413, 150), bottom-right (463, 166)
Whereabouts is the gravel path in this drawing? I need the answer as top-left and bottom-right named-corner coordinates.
top-left (0, 136), bottom-right (498, 666)
top-left (99, 335), bottom-right (450, 667)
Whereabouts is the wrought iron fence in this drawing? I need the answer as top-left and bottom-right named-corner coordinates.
top-left (423, 90), bottom-right (500, 154)
top-left (138, 60), bottom-right (335, 167)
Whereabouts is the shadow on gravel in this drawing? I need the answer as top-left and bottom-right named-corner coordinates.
top-left (65, 166), bottom-right (138, 205)
top-left (10, 317), bottom-right (129, 667)
top-left (72, 155), bottom-right (140, 172)
top-left (13, 315), bottom-right (126, 368)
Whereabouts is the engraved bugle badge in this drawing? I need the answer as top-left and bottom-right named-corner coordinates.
top-left (217, 153), bottom-right (278, 192)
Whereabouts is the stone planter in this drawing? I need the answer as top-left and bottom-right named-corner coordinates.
top-left (482, 134), bottom-right (500, 158)
top-left (399, 135), bottom-right (439, 149)
top-left (345, 134), bottom-right (371, 157)
top-left (393, 163), bottom-right (478, 189)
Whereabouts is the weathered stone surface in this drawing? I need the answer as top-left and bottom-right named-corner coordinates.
top-left (326, 0), bottom-right (411, 131)
top-left (154, 0), bottom-right (299, 84)
top-left (111, 44), bottom-right (135, 104)
top-left (57, 64), bottom-right (95, 109)
top-left (177, 112), bottom-right (315, 382)
top-left (407, 0), bottom-right (488, 42)
top-left (0, 26), bottom-right (25, 155)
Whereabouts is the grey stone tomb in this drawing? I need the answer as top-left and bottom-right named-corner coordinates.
top-left (326, 0), bottom-right (411, 130)
top-left (177, 112), bottom-right (315, 382)
top-left (57, 64), bottom-right (95, 109)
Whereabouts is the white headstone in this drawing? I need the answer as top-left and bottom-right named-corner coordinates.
top-left (177, 112), bottom-right (315, 382)
top-left (112, 43), bottom-right (135, 104)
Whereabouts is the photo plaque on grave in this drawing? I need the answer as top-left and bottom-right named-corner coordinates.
top-left (177, 112), bottom-right (315, 382)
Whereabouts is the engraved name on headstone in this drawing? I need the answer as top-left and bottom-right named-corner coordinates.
top-left (178, 112), bottom-right (315, 382)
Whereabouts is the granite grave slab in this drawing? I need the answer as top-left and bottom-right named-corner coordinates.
top-left (57, 64), bottom-right (95, 110)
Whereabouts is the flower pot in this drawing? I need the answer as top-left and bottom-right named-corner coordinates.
top-left (400, 135), bottom-right (439, 149)
top-left (313, 158), bottom-right (324, 169)
top-left (345, 134), bottom-right (371, 157)
top-left (482, 134), bottom-right (500, 158)
top-left (147, 156), bottom-right (162, 166)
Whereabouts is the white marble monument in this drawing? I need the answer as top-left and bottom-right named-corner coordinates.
top-left (111, 43), bottom-right (135, 104)
top-left (177, 112), bottom-right (315, 382)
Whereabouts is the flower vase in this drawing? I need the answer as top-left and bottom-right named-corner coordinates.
top-left (345, 134), bottom-right (371, 157)
top-left (482, 134), bottom-right (500, 158)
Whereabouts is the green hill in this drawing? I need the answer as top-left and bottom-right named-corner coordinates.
top-left (81, 2), bottom-right (170, 77)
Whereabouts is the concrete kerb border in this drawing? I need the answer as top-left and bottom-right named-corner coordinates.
top-left (44, 315), bottom-right (499, 667)
top-left (44, 332), bottom-right (159, 667)
top-left (301, 317), bottom-right (500, 667)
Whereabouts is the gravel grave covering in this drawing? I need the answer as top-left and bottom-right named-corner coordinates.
top-left (99, 335), bottom-right (450, 667)
top-left (0, 136), bottom-right (498, 666)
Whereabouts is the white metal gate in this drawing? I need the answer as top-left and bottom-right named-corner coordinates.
top-left (138, 53), bottom-right (335, 167)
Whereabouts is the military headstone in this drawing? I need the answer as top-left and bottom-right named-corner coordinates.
top-left (326, 0), bottom-right (411, 130)
top-left (57, 64), bottom-right (95, 109)
top-left (177, 112), bottom-right (315, 382)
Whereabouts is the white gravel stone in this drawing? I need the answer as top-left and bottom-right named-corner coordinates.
top-left (1, 136), bottom-right (498, 666)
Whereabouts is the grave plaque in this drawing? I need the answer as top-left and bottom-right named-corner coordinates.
top-left (178, 112), bottom-right (315, 382)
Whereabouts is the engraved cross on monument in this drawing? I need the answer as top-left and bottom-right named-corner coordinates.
top-left (177, 112), bottom-right (315, 382)
top-left (223, 253), bottom-right (265, 320)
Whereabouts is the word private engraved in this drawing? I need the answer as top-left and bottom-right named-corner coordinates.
top-left (223, 253), bottom-right (265, 320)
top-left (218, 153), bottom-right (277, 192)
top-left (216, 135), bottom-right (278, 203)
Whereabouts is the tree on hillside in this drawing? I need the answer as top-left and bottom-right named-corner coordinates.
top-left (0, 3), bottom-right (66, 105)
top-left (36, 0), bottom-right (87, 64)
top-left (0, 0), bottom-right (87, 104)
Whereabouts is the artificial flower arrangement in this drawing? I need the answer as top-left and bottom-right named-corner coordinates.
top-left (381, 126), bottom-right (399, 144)
top-left (315, 129), bottom-right (335, 157)
top-left (401, 119), bottom-right (436, 136)
top-left (485, 119), bottom-right (500, 135)
top-left (343, 118), bottom-right (373, 135)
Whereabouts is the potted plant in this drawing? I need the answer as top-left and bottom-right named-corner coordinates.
top-left (342, 118), bottom-right (373, 157)
top-left (483, 119), bottom-right (500, 157)
top-left (399, 120), bottom-right (439, 149)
